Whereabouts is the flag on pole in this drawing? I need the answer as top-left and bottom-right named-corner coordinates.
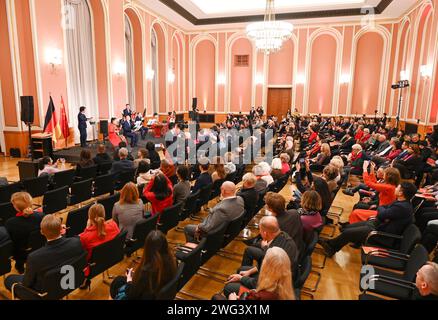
top-left (43, 96), bottom-right (61, 143)
top-left (59, 96), bottom-right (70, 142)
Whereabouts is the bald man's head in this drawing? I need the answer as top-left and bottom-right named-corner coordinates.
top-left (259, 216), bottom-right (280, 241)
top-left (416, 262), bottom-right (438, 296)
top-left (221, 181), bottom-right (237, 198)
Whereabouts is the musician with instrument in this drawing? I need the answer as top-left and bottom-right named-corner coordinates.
top-left (122, 115), bottom-right (138, 148)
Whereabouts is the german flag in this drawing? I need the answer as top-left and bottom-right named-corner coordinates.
top-left (43, 96), bottom-right (61, 143)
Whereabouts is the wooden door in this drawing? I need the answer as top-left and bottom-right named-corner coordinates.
top-left (267, 88), bottom-right (292, 118)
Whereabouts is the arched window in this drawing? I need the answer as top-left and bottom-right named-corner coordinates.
top-left (125, 15), bottom-right (135, 108)
top-left (64, 0), bottom-right (98, 143)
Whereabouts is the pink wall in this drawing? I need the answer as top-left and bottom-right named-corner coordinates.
top-left (351, 32), bottom-right (384, 116)
top-left (109, 0), bottom-right (127, 115)
top-left (230, 38), bottom-right (253, 113)
top-left (153, 23), bottom-right (167, 114)
top-left (195, 40), bottom-right (215, 112)
top-left (308, 34), bottom-right (337, 114)
top-left (338, 26), bottom-right (353, 115)
top-left (268, 39), bottom-right (293, 85)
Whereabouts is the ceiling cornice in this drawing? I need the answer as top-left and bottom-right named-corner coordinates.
top-left (159, 0), bottom-right (395, 26)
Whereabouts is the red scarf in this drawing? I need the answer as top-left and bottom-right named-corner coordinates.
top-left (16, 211), bottom-right (34, 217)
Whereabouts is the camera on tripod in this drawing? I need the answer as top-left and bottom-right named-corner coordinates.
top-left (391, 80), bottom-right (410, 90)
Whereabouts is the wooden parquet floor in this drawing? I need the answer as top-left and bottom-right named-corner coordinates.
top-left (0, 156), bottom-right (362, 300)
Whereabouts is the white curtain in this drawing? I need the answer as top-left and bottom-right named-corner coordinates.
top-left (65, 0), bottom-right (98, 143)
top-left (151, 29), bottom-right (158, 114)
top-left (125, 15), bottom-right (135, 109)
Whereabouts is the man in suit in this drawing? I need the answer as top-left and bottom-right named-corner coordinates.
top-left (110, 148), bottom-right (134, 178)
top-left (184, 181), bottom-right (244, 243)
top-left (192, 161), bottom-right (212, 193)
top-left (4, 214), bottom-right (85, 293)
top-left (319, 182), bottom-right (417, 257)
top-left (370, 134), bottom-right (391, 157)
top-left (78, 106), bottom-right (88, 148)
top-left (122, 104), bottom-right (132, 118)
top-left (122, 115), bottom-right (138, 148)
top-left (223, 216), bottom-right (298, 296)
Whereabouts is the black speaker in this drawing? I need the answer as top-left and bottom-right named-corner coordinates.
top-left (20, 96), bottom-right (34, 124)
top-left (99, 120), bottom-right (109, 136)
top-left (405, 123), bottom-right (418, 135)
top-left (192, 97), bottom-right (198, 111)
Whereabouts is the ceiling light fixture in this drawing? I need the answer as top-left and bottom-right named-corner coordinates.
top-left (246, 0), bottom-right (293, 55)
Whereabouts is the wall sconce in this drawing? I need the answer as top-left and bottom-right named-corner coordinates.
top-left (113, 61), bottom-right (126, 77)
top-left (146, 69), bottom-right (155, 80)
top-left (420, 65), bottom-right (433, 78)
top-left (296, 74), bottom-right (306, 85)
top-left (255, 74), bottom-right (265, 86)
top-left (340, 74), bottom-right (351, 84)
top-left (168, 69), bottom-right (175, 84)
top-left (400, 70), bottom-right (409, 81)
top-left (217, 74), bottom-right (226, 85)
top-left (45, 48), bottom-right (62, 72)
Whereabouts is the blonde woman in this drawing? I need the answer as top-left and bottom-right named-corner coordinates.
top-left (310, 143), bottom-right (332, 171)
top-left (229, 247), bottom-right (295, 300)
top-left (5, 192), bottom-right (43, 273)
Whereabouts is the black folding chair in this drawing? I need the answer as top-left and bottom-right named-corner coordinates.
top-left (97, 162), bottom-right (113, 176)
top-left (115, 169), bottom-right (136, 191)
top-left (11, 252), bottom-right (87, 300)
top-left (75, 165), bottom-right (98, 182)
top-left (193, 184), bottom-right (213, 220)
top-left (0, 182), bottom-right (22, 203)
top-left (25, 229), bottom-right (47, 254)
top-left (93, 173), bottom-right (115, 197)
top-left (97, 193), bottom-right (120, 221)
top-left (176, 238), bottom-right (206, 292)
top-left (0, 241), bottom-right (13, 278)
top-left (65, 204), bottom-right (93, 238)
top-left (361, 224), bottom-right (422, 271)
top-left (179, 190), bottom-right (200, 222)
top-left (360, 245), bottom-right (429, 300)
top-left (209, 179), bottom-right (225, 200)
top-left (157, 203), bottom-right (183, 235)
top-left (42, 187), bottom-right (69, 215)
top-left (156, 262), bottom-right (185, 300)
top-left (87, 231), bottom-right (127, 286)
top-left (225, 171), bottom-right (237, 183)
top-left (125, 215), bottom-right (158, 257)
top-left (22, 175), bottom-right (49, 198)
top-left (52, 169), bottom-right (76, 190)
top-left (69, 179), bottom-right (93, 206)
top-left (0, 202), bottom-right (16, 226)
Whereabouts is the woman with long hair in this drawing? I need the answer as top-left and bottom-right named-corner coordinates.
top-left (5, 192), bottom-right (43, 273)
top-left (112, 182), bottom-right (145, 238)
top-left (108, 117), bottom-right (126, 147)
top-left (228, 247), bottom-right (295, 300)
top-left (76, 149), bottom-right (95, 175)
top-left (143, 173), bottom-right (173, 216)
top-left (110, 230), bottom-right (177, 300)
top-left (211, 157), bottom-right (227, 182)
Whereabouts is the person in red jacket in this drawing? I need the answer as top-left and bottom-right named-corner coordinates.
top-left (79, 204), bottom-right (120, 286)
top-left (346, 161), bottom-right (401, 225)
top-left (143, 173), bottom-right (173, 216)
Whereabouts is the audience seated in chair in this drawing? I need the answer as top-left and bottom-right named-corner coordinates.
top-left (112, 183), bottom-right (145, 239)
top-left (143, 173), bottom-right (173, 217)
top-left (413, 262), bottom-right (438, 300)
top-left (184, 181), bottom-right (244, 243)
top-left (38, 156), bottom-right (61, 177)
top-left (173, 165), bottom-right (191, 206)
top-left (5, 192), bottom-right (43, 274)
top-left (133, 148), bottom-right (150, 169)
top-left (237, 173), bottom-right (259, 218)
top-left (110, 148), bottom-right (134, 178)
top-left (215, 247), bottom-right (295, 301)
top-left (192, 160), bottom-right (213, 193)
top-left (4, 214), bottom-right (85, 293)
top-left (223, 216), bottom-right (298, 297)
top-left (76, 149), bottom-right (95, 175)
top-left (319, 182), bottom-right (417, 257)
top-left (110, 230), bottom-right (177, 300)
top-left (93, 144), bottom-right (112, 166)
top-left (136, 160), bottom-right (152, 186)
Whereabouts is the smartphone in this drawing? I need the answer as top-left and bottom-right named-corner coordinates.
top-left (155, 144), bottom-right (162, 148)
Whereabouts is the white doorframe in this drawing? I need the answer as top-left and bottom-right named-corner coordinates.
top-left (0, 80), bottom-right (7, 154)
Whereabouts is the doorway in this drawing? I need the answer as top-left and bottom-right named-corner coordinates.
top-left (267, 88), bottom-right (292, 118)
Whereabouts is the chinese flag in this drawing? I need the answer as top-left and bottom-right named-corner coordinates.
top-left (59, 96), bottom-right (70, 140)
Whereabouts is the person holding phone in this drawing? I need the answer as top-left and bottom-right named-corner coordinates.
top-left (110, 231), bottom-right (177, 300)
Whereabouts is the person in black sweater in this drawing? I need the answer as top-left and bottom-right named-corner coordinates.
top-left (110, 230), bottom-right (177, 300)
top-left (4, 214), bottom-right (85, 293)
top-left (319, 182), bottom-right (417, 257)
top-left (237, 173), bottom-right (259, 219)
top-left (5, 192), bottom-right (43, 273)
top-left (192, 161), bottom-right (212, 193)
top-left (93, 144), bottom-right (112, 165)
top-left (146, 141), bottom-right (161, 170)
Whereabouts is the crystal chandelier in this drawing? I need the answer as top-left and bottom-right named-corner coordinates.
top-left (246, 0), bottom-right (293, 55)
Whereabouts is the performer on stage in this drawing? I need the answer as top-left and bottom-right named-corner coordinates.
top-left (108, 117), bottom-right (127, 147)
top-left (122, 104), bottom-right (133, 118)
top-left (78, 106), bottom-right (88, 148)
top-left (122, 115), bottom-right (138, 148)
